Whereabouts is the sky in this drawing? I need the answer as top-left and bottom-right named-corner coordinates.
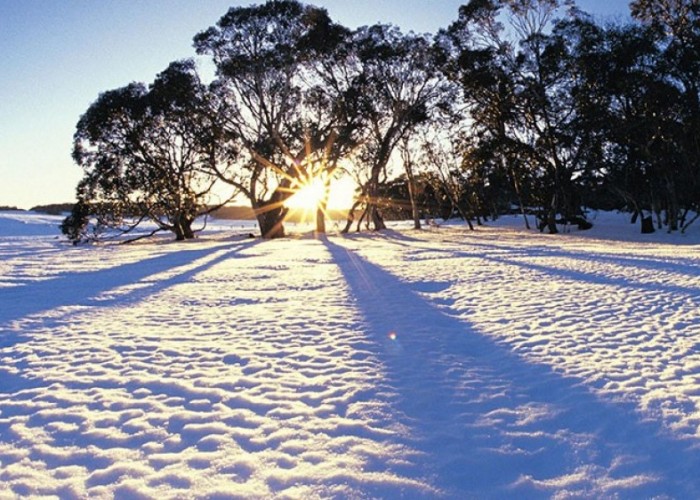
top-left (0, 0), bottom-right (632, 210)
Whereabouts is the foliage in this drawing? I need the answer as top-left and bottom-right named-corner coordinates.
top-left (433, 0), bottom-right (700, 234)
top-left (64, 0), bottom-right (700, 240)
top-left (194, 0), bottom-right (357, 237)
top-left (344, 24), bottom-right (455, 231)
top-left (64, 60), bottom-right (233, 243)
top-left (30, 203), bottom-right (75, 215)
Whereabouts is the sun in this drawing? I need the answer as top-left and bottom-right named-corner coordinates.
top-left (285, 176), bottom-right (326, 211)
top-left (285, 174), bottom-right (356, 213)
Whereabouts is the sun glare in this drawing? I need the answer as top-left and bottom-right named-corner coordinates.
top-left (327, 176), bottom-right (356, 210)
top-left (285, 177), bottom-right (326, 211)
top-left (285, 175), bottom-right (356, 212)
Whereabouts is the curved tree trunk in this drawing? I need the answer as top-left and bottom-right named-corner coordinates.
top-left (341, 200), bottom-right (361, 234)
top-left (401, 140), bottom-right (421, 230)
top-left (255, 204), bottom-right (287, 239)
top-left (509, 165), bottom-right (530, 230)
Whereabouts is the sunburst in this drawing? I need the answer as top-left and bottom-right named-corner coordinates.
top-left (283, 165), bottom-right (331, 226)
top-left (250, 133), bottom-right (357, 233)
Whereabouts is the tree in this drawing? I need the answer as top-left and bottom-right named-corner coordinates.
top-left (442, 0), bottom-right (600, 233)
top-left (440, 0), bottom-right (535, 228)
top-left (563, 2), bottom-right (700, 232)
top-left (630, 0), bottom-right (700, 231)
top-left (417, 130), bottom-right (477, 229)
top-left (63, 60), bottom-right (233, 243)
top-left (343, 24), bottom-right (453, 232)
top-left (559, 17), bottom-right (660, 226)
top-left (194, 0), bottom-right (358, 238)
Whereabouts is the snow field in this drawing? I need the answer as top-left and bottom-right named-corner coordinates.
top-left (1, 211), bottom-right (700, 498)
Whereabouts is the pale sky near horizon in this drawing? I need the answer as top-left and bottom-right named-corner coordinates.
top-left (0, 0), bottom-right (631, 210)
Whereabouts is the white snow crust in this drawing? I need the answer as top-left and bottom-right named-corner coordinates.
top-left (1, 210), bottom-right (699, 498)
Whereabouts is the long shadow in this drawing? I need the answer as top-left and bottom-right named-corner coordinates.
top-left (481, 252), bottom-right (700, 299)
top-left (0, 239), bottom-right (260, 339)
top-left (448, 232), bottom-right (698, 278)
top-left (324, 238), bottom-right (700, 498)
top-left (372, 231), bottom-right (700, 297)
top-left (462, 238), bottom-right (699, 279)
top-left (0, 239), bottom-right (260, 402)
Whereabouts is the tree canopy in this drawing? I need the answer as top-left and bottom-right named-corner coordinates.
top-left (65, 0), bottom-right (700, 242)
top-left (63, 60), bottom-right (234, 243)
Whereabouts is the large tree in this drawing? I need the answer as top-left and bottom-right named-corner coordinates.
top-left (194, 0), bottom-right (358, 237)
top-left (442, 0), bottom-right (606, 233)
top-left (63, 60), bottom-right (232, 243)
top-left (559, 1), bottom-right (700, 232)
top-left (343, 24), bottom-right (453, 232)
top-left (630, 0), bottom-right (700, 231)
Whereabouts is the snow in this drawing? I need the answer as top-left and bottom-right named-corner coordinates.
top-left (1, 209), bottom-right (700, 498)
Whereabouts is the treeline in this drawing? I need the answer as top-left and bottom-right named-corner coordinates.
top-left (0, 204), bottom-right (72, 214)
top-left (62, 0), bottom-right (700, 242)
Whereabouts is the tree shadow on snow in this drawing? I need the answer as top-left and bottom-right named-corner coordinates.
top-left (0, 238), bottom-right (262, 449)
top-left (411, 234), bottom-right (700, 284)
top-left (0, 239), bottom-right (261, 347)
top-left (324, 237), bottom-right (700, 498)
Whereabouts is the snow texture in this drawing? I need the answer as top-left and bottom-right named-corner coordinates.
top-left (1, 210), bottom-right (699, 498)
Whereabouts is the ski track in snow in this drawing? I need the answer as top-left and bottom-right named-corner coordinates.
top-left (1, 212), bottom-right (700, 498)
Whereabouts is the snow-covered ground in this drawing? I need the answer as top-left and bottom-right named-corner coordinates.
top-left (1, 210), bottom-right (699, 498)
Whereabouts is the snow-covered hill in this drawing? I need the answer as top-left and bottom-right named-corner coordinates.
top-left (1, 210), bottom-right (699, 497)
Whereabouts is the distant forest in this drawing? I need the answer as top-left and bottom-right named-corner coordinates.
top-left (61, 0), bottom-right (700, 242)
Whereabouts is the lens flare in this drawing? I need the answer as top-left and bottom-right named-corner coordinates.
top-left (285, 176), bottom-right (326, 211)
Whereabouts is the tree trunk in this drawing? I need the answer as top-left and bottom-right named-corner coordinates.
top-left (341, 200), bottom-right (361, 234)
top-left (666, 177), bottom-right (679, 231)
top-left (173, 213), bottom-right (195, 241)
top-left (407, 177), bottom-right (421, 230)
top-left (357, 204), bottom-right (370, 231)
top-left (255, 203), bottom-right (286, 239)
top-left (454, 201), bottom-right (474, 231)
top-left (546, 193), bottom-right (558, 234)
top-left (315, 175), bottom-right (331, 234)
top-left (365, 134), bottom-right (394, 231)
top-left (641, 215), bottom-right (655, 234)
top-left (509, 165), bottom-right (530, 230)
top-left (370, 204), bottom-right (386, 231)
top-left (181, 216), bottom-right (195, 239)
top-left (316, 206), bottom-right (326, 234)
top-left (365, 174), bottom-right (387, 231)
top-left (401, 140), bottom-right (421, 230)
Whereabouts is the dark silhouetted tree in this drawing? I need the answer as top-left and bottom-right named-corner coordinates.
top-left (64, 60), bottom-right (234, 243)
top-left (344, 24), bottom-right (453, 232)
top-left (194, 0), bottom-right (358, 237)
top-left (442, 0), bottom-right (601, 233)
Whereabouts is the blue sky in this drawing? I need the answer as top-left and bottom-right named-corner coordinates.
top-left (0, 0), bottom-right (631, 210)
